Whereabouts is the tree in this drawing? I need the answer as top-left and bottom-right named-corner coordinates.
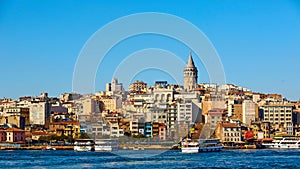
top-left (79, 132), bottom-right (90, 139)
top-left (132, 133), bottom-right (144, 138)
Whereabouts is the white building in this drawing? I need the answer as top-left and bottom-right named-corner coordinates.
top-left (29, 101), bottom-right (51, 126)
top-left (242, 100), bottom-right (257, 125)
top-left (106, 78), bottom-right (123, 92)
top-left (110, 121), bottom-right (124, 137)
top-left (175, 92), bottom-right (202, 124)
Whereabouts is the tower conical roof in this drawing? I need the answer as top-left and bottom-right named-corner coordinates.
top-left (186, 52), bottom-right (195, 68)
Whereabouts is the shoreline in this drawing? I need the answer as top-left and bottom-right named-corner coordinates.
top-left (0, 145), bottom-right (270, 151)
top-left (0, 145), bottom-right (74, 150)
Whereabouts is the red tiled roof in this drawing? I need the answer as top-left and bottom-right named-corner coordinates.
top-left (159, 123), bottom-right (166, 127)
top-left (32, 131), bottom-right (47, 135)
top-left (6, 128), bottom-right (25, 132)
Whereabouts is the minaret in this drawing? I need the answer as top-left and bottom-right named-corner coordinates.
top-left (184, 52), bottom-right (198, 91)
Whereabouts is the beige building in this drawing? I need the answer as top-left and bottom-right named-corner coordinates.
top-left (49, 121), bottom-right (81, 139)
top-left (0, 115), bottom-right (25, 129)
top-left (159, 123), bottom-right (167, 140)
top-left (59, 93), bottom-right (81, 102)
top-left (5, 107), bottom-right (30, 125)
top-left (129, 80), bottom-right (147, 93)
top-left (232, 103), bottom-right (243, 122)
top-left (100, 96), bottom-right (122, 112)
top-left (250, 121), bottom-right (271, 139)
top-left (202, 98), bottom-right (226, 118)
top-left (218, 123), bottom-right (241, 143)
top-left (262, 104), bottom-right (293, 134)
top-left (74, 96), bottom-right (101, 115)
top-left (0, 98), bottom-right (16, 110)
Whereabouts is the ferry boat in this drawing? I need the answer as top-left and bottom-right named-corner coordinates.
top-left (262, 136), bottom-right (300, 149)
top-left (94, 139), bottom-right (118, 152)
top-left (74, 139), bottom-right (95, 152)
top-left (181, 139), bottom-right (199, 154)
top-left (181, 138), bottom-right (223, 153)
top-left (198, 139), bottom-right (223, 152)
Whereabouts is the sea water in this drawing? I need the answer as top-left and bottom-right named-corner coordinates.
top-left (0, 149), bottom-right (300, 169)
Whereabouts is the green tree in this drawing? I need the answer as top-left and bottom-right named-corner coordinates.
top-left (79, 132), bottom-right (90, 139)
top-left (132, 133), bottom-right (144, 138)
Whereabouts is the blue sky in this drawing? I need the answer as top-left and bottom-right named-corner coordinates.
top-left (0, 0), bottom-right (300, 100)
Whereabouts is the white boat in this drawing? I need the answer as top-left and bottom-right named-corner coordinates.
top-left (74, 139), bottom-right (95, 152)
top-left (262, 136), bottom-right (300, 149)
top-left (181, 139), bottom-right (199, 154)
top-left (132, 146), bottom-right (144, 151)
top-left (181, 138), bottom-right (223, 153)
top-left (198, 139), bottom-right (223, 152)
top-left (46, 146), bottom-right (56, 151)
top-left (94, 139), bottom-right (118, 152)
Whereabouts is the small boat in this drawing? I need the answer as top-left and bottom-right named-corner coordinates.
top-left (46, 146), bottom-right (56, 151)
top-left (132, 146), bottom-right (144, 150)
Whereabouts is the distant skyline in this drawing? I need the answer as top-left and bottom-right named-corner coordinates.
top-left (1, 1), bottom-right (300, 100)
